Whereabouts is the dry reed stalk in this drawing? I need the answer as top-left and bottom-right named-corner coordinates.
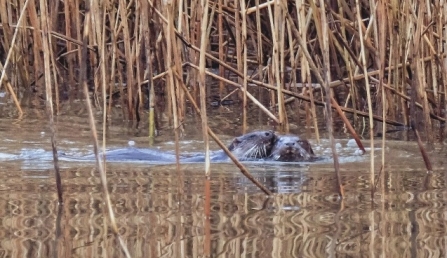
top-left (407, 3), bottom-right (433, 170)
top-left (354, 0), bottom-right (375, 199)
top-left (171, 5), bottom-right (186, 127)
top-left (411, 3), bottom-right (432, 143)
top-left (182, 0), bottom-right (199, 106)
top-left (0, 0), bottom-right (28, 117)
top-left (254, 0), bottom-right (266, 125)
top-left (196, 4), bottom-right (216, 255)
top-left (295, 2), bottom-right (320, 142)
top-left (233, 0), bottom-right (246, 132)
top-left (118, 0), bottom-right (135, 120)
top-left (135, 3), bottom-right (143, 122)
top-left (163, 1), bottom-right (181, 169)
top-left (80, 6), bottom-right (130, 258)
top-left (0, 0), bottom-right (12, 51)
top-left (412, 123), bottom-right (433, 169)
top-left (267, 2), bottom-right (286, 132)
top-left (218, 0), bottom-right (225, 99)
top-left (0, 63), bottom-right (22, 116)
top-left (241, 0), bottom-right (248, 132)
top-left (332, 16), bottom-right (359, 125)
top-left (442, 3), bottom-right (447, 138)
top-left (285, 4), bottom-right (298, 118)
top-left (107, 3), bottom-right (120, 119)
top-left (10, 1), bottom-right (29, 96)
top-left (63, 0), bottom-right (75, 102)
top-left (315, 1), bottom-right (342, 196)
top-left (278, 3), bottom-right (288, 131)
top-left (196, 5), bottom-right (216, 253)
top-left (26, 0), bottom-right (44, 98)
top-left (375, 0), bottom-right (387, 199)
top-left (91, 0), bottom-right (109, 159)
top-left (140, 0), bottom-right (156, 141)
top-left (39, 0), bottom-right (62, 204)
top-left (246, 0), bottom-right (274, 14)
top-left (198, 0), bottom-right (213, 175)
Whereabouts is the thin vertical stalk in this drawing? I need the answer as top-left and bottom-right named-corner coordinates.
top-left (241, 0), bottom-right (248, 132)
top-left (39, 0), bottom-right (62, 204)
top-left (376, 1), bottom-right (387, 256)
top-left (355, 0), bottom-right (374, 199)
top-left (92, 0), bottom-right (108, 161)
top-left (107, 2), bottom-right (120, 119)
top-left (198, 0), bottom-right (211, 177)
top-left (267, 1), bottom-right (285, 131)
top-left (64, 0), bottom-right (75, 101)
top-left (118, 0), bottom-right (134, 120)
top-left (376, 0), bottom-right (387, 189)
top-left (80, 5), bottom-right (130, 257)
top-left (255, 0), bottom-right (265, 125)
top-left (135, 2), bottom-right (143, 122)
top-left (218, 0), bottom-right (225, 99)
top-left (298, 4), bottom-right (320, 142)
top-left (198, 2), bottom-right (213, 255)
top-left (442, 1), bottom-right (447, 138)
top-left (141, 0), bottom-right (156, 142)
top-left (234, 0), bottom-right (246, 132)
top-left (164, 1), bottom-right (181, 167)
top-left (318, 1), bottom-right (342, 197)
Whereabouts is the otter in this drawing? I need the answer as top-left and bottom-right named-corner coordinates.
top-left (61, 131), bottom-right (319, 163)
top-left (268, 135), bottom-right (315, 162)
top-left (182, 130), bottom-right (277, 162)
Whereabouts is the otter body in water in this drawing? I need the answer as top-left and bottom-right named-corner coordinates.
top-left (268, 135), bottom-right (315, 162)
top-left (67, 131), bottom-right (317, 163)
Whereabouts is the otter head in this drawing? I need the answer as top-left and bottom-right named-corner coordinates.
top-left (269, 135), bottom-right (314, 162)
top-left (227, 130), bottom-right (277, 160)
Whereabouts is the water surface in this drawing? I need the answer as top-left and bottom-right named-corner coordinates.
top-left (0, 107), bottom-right (446, 257)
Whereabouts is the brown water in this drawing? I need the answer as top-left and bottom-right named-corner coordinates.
top-left (1, 103), bottom-right (447, 258)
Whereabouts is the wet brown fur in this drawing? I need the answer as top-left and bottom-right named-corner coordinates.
top-left (269, 135), bottom-right (315, 162)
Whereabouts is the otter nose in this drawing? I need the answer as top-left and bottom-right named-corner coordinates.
top-left (286, 142), bottom-right (295, 147)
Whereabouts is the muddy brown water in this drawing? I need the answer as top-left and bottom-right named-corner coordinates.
top-left (0, 103), bottom-right (447, 257)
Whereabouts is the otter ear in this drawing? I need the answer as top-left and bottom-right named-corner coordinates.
top-left (298, 140), bottom-right (315, 155)
top-left (308, 146), bottom-right (315, 155)
top-left (228, 137), bottom-right (242, 151)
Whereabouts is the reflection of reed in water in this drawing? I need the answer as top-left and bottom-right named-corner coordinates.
top-left (0, 166), bottom-right (446, 257)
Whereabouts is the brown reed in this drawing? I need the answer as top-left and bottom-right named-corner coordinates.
top-left (79, 6), bottom-right (130, 258)
top-left (39, 0), bottom-right (62, 204)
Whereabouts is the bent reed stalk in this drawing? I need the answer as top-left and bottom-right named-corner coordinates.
top-left (0, 1), bottom-right (445, 195)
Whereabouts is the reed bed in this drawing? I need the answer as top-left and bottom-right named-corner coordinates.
top-left (1, 0), bottom-right (446, 254)
top-left (0, 1), bottom-right (444, 136)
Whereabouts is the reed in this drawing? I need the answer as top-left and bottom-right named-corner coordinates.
top-left (39, 0), bottom-right (62, 204)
